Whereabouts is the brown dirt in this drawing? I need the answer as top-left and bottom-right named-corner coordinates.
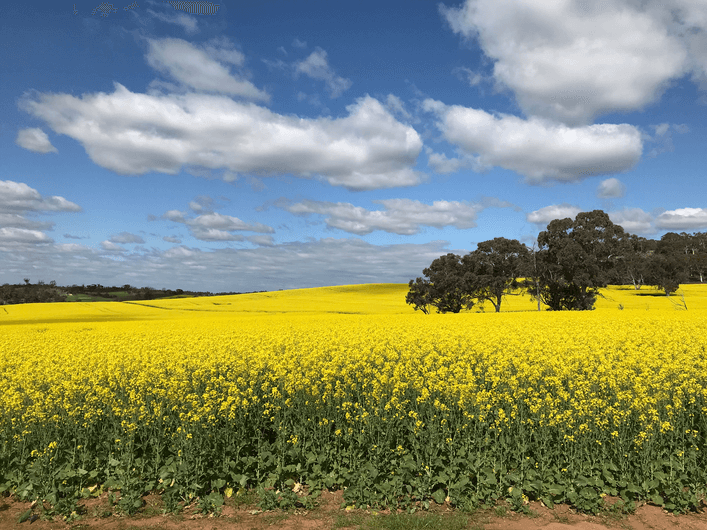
top-left (2, 491), bottom-right (707, 530)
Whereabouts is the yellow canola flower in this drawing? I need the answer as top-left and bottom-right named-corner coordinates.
top-left (0, 283), bottom-right (706, 459)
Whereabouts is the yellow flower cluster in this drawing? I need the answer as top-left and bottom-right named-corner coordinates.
top-left (1, 283), bottom-right (705, 464)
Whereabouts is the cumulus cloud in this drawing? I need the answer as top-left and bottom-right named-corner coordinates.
top-left (440, 0), bottom-right (694, 125)
top-left (0, 214), bottom-right (53, 231)
top-left (426, 150), bottom-right (474, 174)
top-left (295, 48), bottom-right (352, 98)
top-left (597, 178), bottom-right (627, 199)
top-left (15, 127), bottom-right (58, 154)
top-left (609, 207), bottom-right (655, 235)
top-left (279, 197), bottom-right (513, 235)
top-left (162, 210), bottom-right (187, 223)
top-left (163, 235), bottom-right (182, 244)
top-left (0, 180), bottom-right (81, 213)
top-left (100, 240), bottom-right (124, 251)
top-left (110, 232), bottom-right (146, 244)
top-left (0, 228), bottom-right (52, 245)
top-left (145, 37), bottom-right (268, 101)
top-left (161, 208), bottom-right (274, 242)
top-left (655, 208), bottom-right (707, 230)
top-left (20, 84), bottom-right (423, 191)
top-left (527, 204), bottom-right (582, 226)
top-left (189, 213), bottom-right (273, 233)
top-left (423, 100), bottom-right (642, 183)
top-left (292, 38), bottom-right (307, 48)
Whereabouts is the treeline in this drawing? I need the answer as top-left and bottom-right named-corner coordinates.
top-left (0, 280), bottom-right (264, 306)
top-left (407, 210), bottom-right (707, 313)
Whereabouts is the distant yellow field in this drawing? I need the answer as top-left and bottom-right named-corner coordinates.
top-left (1, 282), bottom-right (704, 325)
top-left (1, 282), bottom-right (706, 512)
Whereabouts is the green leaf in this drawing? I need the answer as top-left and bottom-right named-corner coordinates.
top-left (431, 488), bottom-right (446, 505)
top-left (18, 509), bottom-right (32, 523)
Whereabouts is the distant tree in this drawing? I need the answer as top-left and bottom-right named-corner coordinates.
top-left (24, 278), bottom-right (30, 285)
top-left (645, 234), bottom-right (690, 295)
top-left (530, 210), bottom-right (630, 310)
top-left (405, 253), bottom-right (474, 313)
top-left (690, 232), bottom-right (707, 283)
top-left (462, 237), bottom-right (529, 312)
top-left (406, 277), bottom-right (433, 314)
top-left (617, 234), bottom-right (656, 289)
top-left (424, 253), bottom-right (474, 313)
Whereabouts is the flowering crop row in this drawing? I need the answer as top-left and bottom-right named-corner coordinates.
top-left (1, 283), bottom-right (706, 514)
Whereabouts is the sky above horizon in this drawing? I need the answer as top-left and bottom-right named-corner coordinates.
top-left (3, 0), bottom-right (707, 292)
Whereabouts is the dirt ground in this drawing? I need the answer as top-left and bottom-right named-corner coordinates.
top-left (3, 490), bottom-right (707, 530)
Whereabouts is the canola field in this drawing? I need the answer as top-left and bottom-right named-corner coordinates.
top-left (1, 283), bottom-right (707, 514)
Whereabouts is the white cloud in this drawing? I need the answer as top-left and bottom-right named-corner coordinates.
top-left (609, 207), bottom-right (655, 234)
top-left (145, 37), bottom-right (268, 101)
top-left (292, 38), bottom-right (307, 48)
top-left (163, 235), bottom-right (182, 244)
top-left (647, 122), bottom-right (690, 157)
top-left (110, 232), bottom-right (146, 244)
top-left (440, 0), bottom-right (692, 125)
top-left (0, 228), bottom-right (52, 244)
top-left (163, 210), bottom-right (187, 223)
top-left (385, 94), bottom-right (412, 120)
top-left (15, 128), bottom-right (58, 154)
top-left (423, 100), bottom-right (642, 183)
top-left (655, 208), bottom-right (707, 230)
top-left (527, 204), bottom-right (582, 226)
top-left (147, 8), bottom-right (199, 34)
top-left (452, 66), bottom-right (484, 87)
top-left (202, 36), bottom-right (245, 66)
top-left (0, 214), bottom-right (53, 231)
top-left (189, 212), bottom-right (273, 233)
top-left (0, 237), bottom-right (462, 293)
top-left (280, 197), bottom-right (512, 235)
top-left (161, 209), bottom-right (273, 241)
top-left (189, 195), bottom-right (214, 213)
top-left (100, 240), bottom-right (124, 251)
top-left (246, 235), bottom-right (275, 247)
top-left (295, 48), bottom-right (352, 98)
top-left (0, 180), bottom-right (81, 213)
top-left (597, 178), bottom-right (627, 199)
top-left (20, 85), bottom-right (423, 191)
top-left (189, 228), bottom-right (245, 242)
top-left (426, 150), bottom-right (474, 174)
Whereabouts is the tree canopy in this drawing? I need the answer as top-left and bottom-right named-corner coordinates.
top-left (407, 209), bottom-right (707, 313)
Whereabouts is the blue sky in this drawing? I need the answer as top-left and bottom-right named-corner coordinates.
top-left (2, 0), bottom-right (707, 292)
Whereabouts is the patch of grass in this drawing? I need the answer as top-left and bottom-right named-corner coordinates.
top-left (552, 512), bottom-right (571, 524)
top-left (260, 511), bottom-right (289, 525)
top-left (362, 512), bottom-right (469, 530)
top-left (334, 512), bottom-right (367, 528)
top-left (229, 488), bottom-right (260, 508)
